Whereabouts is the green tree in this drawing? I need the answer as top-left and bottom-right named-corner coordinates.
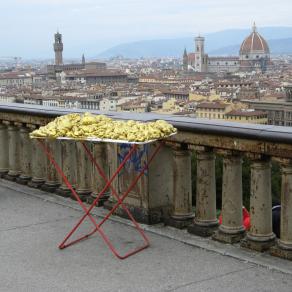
top-left (191, 153), bottom-right (281, 211)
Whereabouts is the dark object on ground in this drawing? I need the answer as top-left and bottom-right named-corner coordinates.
top-left (272, 205), bottom-right (281, 238)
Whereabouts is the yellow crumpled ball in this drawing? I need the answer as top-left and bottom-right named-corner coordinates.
top-left (30, 112), bottom-right (177, 141)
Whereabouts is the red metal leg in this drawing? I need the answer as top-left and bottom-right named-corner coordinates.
top-left (37, 139), bottom-right (163, 259)
top-left (77, 142), bottom-right (162, 259)
top-left (37, 140), bottom-right (138, 250)
top-left (82, 142), bottom-right (163, 259)
top-left (58, 143), bottom-right (139, 250)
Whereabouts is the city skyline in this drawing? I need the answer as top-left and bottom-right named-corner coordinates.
top-left (1, 0), bottom-right (292, 58)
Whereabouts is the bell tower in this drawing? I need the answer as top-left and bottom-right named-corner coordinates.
top-left (195, 36), bottom-right (205, 72)
top-left (54, 32), bottom-right (63, 65)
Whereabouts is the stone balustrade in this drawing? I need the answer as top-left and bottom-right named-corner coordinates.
top-left (1, 102), bottom-right (292, 260)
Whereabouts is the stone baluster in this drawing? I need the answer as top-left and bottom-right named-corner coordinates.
top-left (75, 141), bottom-right (93, 201)
top-left (0, 121), bottom-right (9, 177)
top-left (166, 144), bottom-right (193, 228)
top-left (270, 159), bottom-right (292, 259)
top-left (90, 142), bottom-right (109, 206)
top-left (5, 122), bottom-right (21, 181)
top-left (41, 139), bottom-right (61, 192)
top-left (17, 124), bottom-right (33, 184)
top-left (28, 126), bottom-right (46, 188)
top-left (56, 140), bottom-right (76, 197)
top-left (188, 149), bottom-right (218, 236)
top-left (104, 143), bottom-right (118, 209)
top-left (104, 142), bottom-right (174, 225)
top-left (242, 155), bottom-right (275, 251)
top-left (213, 151), bottom-right (245, 243)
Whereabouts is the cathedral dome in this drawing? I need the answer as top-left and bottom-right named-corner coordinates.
top-left (239, 23), bottom-right (270, 55)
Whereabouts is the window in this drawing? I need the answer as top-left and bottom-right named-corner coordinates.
top-left (246, 55), bottom-right (249, 59)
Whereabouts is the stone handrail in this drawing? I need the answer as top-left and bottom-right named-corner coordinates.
top-left (0, 102), bottom-right (291, 260)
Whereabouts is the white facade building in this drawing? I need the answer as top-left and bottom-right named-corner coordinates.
top-left (184, 23), bottom-right (271, 73)
top-left (99, 98), bottom-right (117, 111)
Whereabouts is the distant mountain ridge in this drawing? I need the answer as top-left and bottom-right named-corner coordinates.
top-left (208, 38), bottom-right (292, 55)
top-left (97, 27), bottom-right (292, 58)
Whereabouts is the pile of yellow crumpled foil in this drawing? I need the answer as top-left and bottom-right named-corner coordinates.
top-left (30, 113), bottom-right (177, 142)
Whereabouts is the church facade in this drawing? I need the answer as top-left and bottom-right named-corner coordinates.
top-left (183, 24), bottom-right (272, 73)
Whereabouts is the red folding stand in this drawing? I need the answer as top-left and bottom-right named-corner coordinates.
top-left (37, 139), bottom-right (163, 260)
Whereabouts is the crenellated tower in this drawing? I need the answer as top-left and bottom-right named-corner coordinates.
top-left (54, 32), bottom-right (63, 65)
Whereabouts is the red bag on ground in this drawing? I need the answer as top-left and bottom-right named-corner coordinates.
top-left (218, 207), bottom-right (250, 230)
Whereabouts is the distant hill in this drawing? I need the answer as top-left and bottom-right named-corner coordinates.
top-left (97, 27), bottom-right (292, 58)
top-left (209, 38), bottom-right (292, 55)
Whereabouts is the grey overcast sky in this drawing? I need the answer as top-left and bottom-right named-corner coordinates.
top-left (1, 0), bottom-right (292, 58)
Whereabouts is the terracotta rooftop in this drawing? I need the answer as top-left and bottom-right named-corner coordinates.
top-left (197, 102), bottom-right (228, 109)
top-left (226, 109), bottom-right (267, 117)
top-left (209, 57), bottom-right (239, 61)
top-left (240, 25), bottom-right (270, 55)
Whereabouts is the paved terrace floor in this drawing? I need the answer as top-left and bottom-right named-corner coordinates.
top-left (1, 179), bottom-right (292, 292)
